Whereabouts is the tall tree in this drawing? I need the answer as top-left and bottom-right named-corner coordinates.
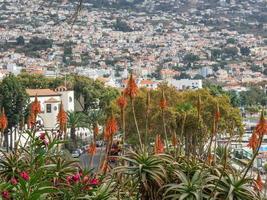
top-left (73, 76), bottom-right (119, 113)
top-left (67, 111), bottom-right (87, 149)
top-left (0, 74), bottom-right (28, 150)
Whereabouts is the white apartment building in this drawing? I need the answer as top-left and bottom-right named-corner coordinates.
top-left (199, 66), bottom-right (213, 78)
top-left (167, 79), bottom-right (202, 90)
top-left (26, 86), bottom-right (74, 129)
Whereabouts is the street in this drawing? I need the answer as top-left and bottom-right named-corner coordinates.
top-left (79, 147), bottom-right (105, 170)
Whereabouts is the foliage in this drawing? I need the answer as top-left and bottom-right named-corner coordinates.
top-left (223, 47), bottom-right (238, 57)
top-left (239, 86), bottom-right (267, 106)
top-left (16, 36), bottom-right (25, 45)
top-left (113, 86), bottom-right (243, 150)
top-left (0, 74), bottom-right (29, 129)
top-left (17, 73), bottom-right (119, 123)
top-left (215, 173), bottom-right (257, 200)
top-left (226, 38), bottom-right (236, 44)
top-left (0, 131), bottom-right (114, 199)
top-left (162, 170), bottom-right (213, 200)
top-left (0, 74), bottom-right (263, 200)
top-left (114, 150), bottom-right (172, 200)
top-left (17, 73), bottom-right (54, 89)
top-left (72, 75), bottom-right (119, 113)
top-left (183, 53), bottom-right (200, 63)
top-left (114, 18), bottom-right (133, 32)
top-left (67, 111), bottom-right (88, 150)
top-left (240, 46), bottom-right (250, 56)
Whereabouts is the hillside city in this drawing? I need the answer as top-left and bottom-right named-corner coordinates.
top-left (0, 0), bottom-right (266, 199)
top-left (0, 0), bottom-right (266, 91)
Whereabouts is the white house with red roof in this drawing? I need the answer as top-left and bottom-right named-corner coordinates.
top-left (138, 79), bottom-right (158, 89)
top-left (26, 86), bottom-right (74, 129)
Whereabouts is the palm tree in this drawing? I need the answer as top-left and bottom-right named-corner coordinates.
top-left (67, 111), bottom-right (88, 149)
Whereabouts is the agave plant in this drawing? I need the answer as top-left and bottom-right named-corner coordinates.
top-left (0, 150), bottom-right (25, 179)
top-left (43, 155), bottom-right (78, 185)
top-left (162, 170), bottom-right (216, 200)
top-left (214, 173), bottom-right (259, 200)
top-left (81, 181), bottom-right (117, 200)
top-left (114, 150), bottom-right (173, 200)
top-left (174, 158), bottom-right (203, 176)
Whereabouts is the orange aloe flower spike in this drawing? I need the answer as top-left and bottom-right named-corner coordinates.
top-left (254, 109), bottom-right (267, 136)
top-left (171, 132), bottom-right (178, 147)
top-left (93, 123), bottom-right (99, 137)
top-left (255, 172), bottom-right (263, 191)
top-left (159, 90), bottom-right (167, 110)
top-left (100, 160), bottom-right (109, 173)
top-left (0, 108), bottom-right (8, 131)
top-left (117, 93), bottom-right (127, 109)
top-left (124, 74), bottom-right (138, 99)
top-left (31, 94), bottom-right (41, 116)
top-left (247, 132), bottom-right (259, 151)
top-left (207, 153), bottom-right (214, 165)
top-left (57, 102), bottom-right (67, 133)
top-left (104, 115), bottom-right (118, 140)
top-left (87, 142), bottom-right (96, 156)
top-left (155, 134), bottom-right (164, 154)
top-left (27, 112), bottom-right (35, 129)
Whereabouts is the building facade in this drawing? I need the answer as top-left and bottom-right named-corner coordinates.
top-left (26, 86), bottom-right (74, 129)
top-left (167, 79), bottom-right (202, 90)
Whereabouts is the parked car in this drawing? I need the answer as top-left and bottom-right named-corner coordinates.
top-left (71, 150), bottom-right (80, 158)
top-left (77, 148), bottom-right (83, 155)
top-left (96, 140), bottom-right (105, 147)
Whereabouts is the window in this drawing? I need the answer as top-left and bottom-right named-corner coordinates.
top-left (54, 105), bottom-right (57, 111)
top-left (69, 96), bottom-right (73, 102)
top-left (46, 104), bottom-right (51, 113)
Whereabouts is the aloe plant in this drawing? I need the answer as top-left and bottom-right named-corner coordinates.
top-left (114, 150), bottom-right (173, 200)
top-left (215, 173), bottom-right (259, 200)
top-left (162, 170), bottom-right (216, 200)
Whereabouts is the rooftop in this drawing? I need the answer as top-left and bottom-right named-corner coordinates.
top-left (26, 89), bottom-right (60, 97)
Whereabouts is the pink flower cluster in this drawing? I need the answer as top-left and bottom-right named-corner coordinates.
top-left (39, 133), bottom-right (48, 146)
top-left (66, 173), bottom-right (81, 185)
top-left (1, 191), bottom-right (10, 200)
top-left (20, 171), bottom-right (30, 181)
top-left (10, 177), bottom-right (18, 185)
top-left (1, 171), bottom-right (30, 199)
top-left (66, 172), bottom-right (100, 188)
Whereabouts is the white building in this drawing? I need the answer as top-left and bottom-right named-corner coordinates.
top-left (26, 86), bottom-right (74, 129)
top-left (199, 66), bottom-right (213, 78)
top-left (167, 79), bottom-right (202, 90)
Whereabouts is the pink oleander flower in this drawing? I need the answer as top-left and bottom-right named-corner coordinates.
top-left (39, 133), bottom-right (46, 140)
top-left (43, 139), bottom-right (49, 146)
top-left (90, 178), bottom-right (100, 185)
top-left (83, 175), bottom-right (90, 183)
top-left (66, 176), bottom-right (72, 185)
top-left (1, 191), bottom-right (10, 199)
top-left (10, 177), bottom-right (18, 185)
top-left (72, 173), bottom-right (80, 183)
top-left (20, 171), bottom-right (30, 181)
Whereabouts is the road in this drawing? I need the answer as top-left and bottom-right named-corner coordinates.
top-left (79, 147), bottom-right (105, 170)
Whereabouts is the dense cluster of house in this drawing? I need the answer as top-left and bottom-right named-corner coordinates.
top-left (0, 0), bottom-right (266, 91)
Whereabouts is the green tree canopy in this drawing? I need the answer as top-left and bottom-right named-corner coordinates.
top-left (0, 74), bottom-right (29, 129)
top-left (239, 86), bottom-right (267, 106)
top-left (113, 86), bottom-right (243, 147)
top-left (183, 53), bottom-right (200, 63)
